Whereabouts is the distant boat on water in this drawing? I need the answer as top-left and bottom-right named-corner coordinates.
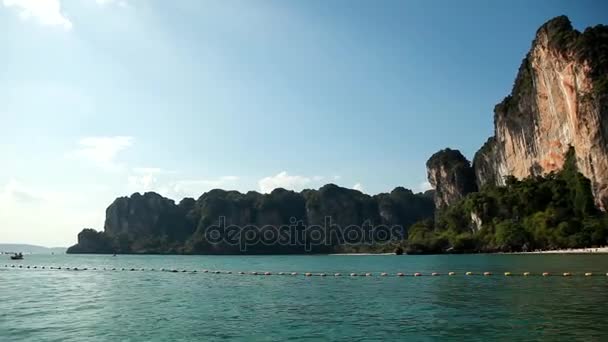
top-left (10, 253), bottom-right (24, 260)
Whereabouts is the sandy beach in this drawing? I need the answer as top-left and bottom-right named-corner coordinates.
top-left (331, 247), bottom-right (608, 255)
top-left (514, 247), bottom-right (608, 254)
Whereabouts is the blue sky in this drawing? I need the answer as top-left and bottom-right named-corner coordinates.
top-left (1, 0), bottom-right (606, 246)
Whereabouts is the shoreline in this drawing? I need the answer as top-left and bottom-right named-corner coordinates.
top-left (508, 247), bottom-right (608, 254)
top-left (330, 247), bottom-right (608, 256)
top-left (59, 246), bottom-right (608, 256)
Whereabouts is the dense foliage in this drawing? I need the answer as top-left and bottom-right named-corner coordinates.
top-left (544, 16), bottom-right (608, 95)
top-left (67, 185), bottom-right (435, 254)
top-left (408, 148), bottom-right (608, 253)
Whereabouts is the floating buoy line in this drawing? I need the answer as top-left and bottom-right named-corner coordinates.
top-left (2, 265), bottom-right (607, 278)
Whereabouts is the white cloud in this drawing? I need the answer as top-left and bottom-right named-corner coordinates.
top-left (69, 136), bottom-right (133, 170)
top-left (0, 179), bottom-right (105, 246)
top-left (128, 173), bottom-right (157, 190)
top-left (132, 167), bottom-right (163, 174)
top-left (353, 183), bottom-right (364, 192)
top-left (95, 0), bottom-right (128, 7)
top-left (0, 179), bottom-right (43, 204)
top-left (3, 0), bottom-right (72, 30)
top-left (170, 176), bottom-right (239, 198)
top-left (417, 181), bottom-right (433, 192)
top-left (258, 171), bottom-right (317, 193)
top-left (332, 175), bottom-right (342, 181)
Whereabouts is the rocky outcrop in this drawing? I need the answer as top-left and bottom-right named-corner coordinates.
top-left (426, 148), bottom-right (477, 210)
top-left (104, 192), bottom-right (196, 243)
top-left (473, 16), bottom-right (608, 208)
top-left (67, 184), bottom-right (434, 254)
top-left (66, 229), bottom-right (114, 254)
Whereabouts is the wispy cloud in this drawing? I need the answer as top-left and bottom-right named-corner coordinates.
top-left (258, 171), bottom-right (322, 193)
top-left (132, 167), bottom-right (164, 174)
top-left (417, 181), bottom-right (432, 192)
top-left (128, 173), bottom-right (158, 190)
top-left (69, 136), bottom-right (133, 170)
top-left (0, 179), bottom-right (43, 204)
top-left (2, 0), bottom-right (72, 30)
top-left (95, 0), bottom-right (128, 8)
top-left (171, 176), bottom-right (239, 197)
top-left (126, 171), bottom-right (241, 199)
top-left (0, 179), bottom-right (105, 246)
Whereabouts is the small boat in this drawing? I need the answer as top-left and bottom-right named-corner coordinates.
top-left (10, 253), bottom-right (24, 260)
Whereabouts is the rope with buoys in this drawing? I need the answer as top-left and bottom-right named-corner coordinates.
top-left (2, 265), bottom-right (607, 278)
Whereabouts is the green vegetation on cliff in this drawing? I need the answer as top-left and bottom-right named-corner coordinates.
top-left (409, 147), bottom-right (608, 253)
top-left (67, 184), bottom-right (434, 254)
top-left (543, 15), bottom-right (608, 95)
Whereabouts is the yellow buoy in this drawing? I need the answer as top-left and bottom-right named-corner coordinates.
top-left (448, 272), bottom-right (455, 276)
top-left (465, 272), bottom-right (473, 276)
top-left (484, 272), bottom-right (492, 276)
top-left (291, 272), bottom-right (298, 276)
top-left (523, 272), bottom-right (530, 276)
top-left (585, 272), bottom-right (593, 277)
top-left (542, 272), bottom-right (550, 276)
top-left (563, 272), bottom-right (572, 277)
top-left (305, 272), bottom-right (312, 277)
top-left (504, 272), bottom-right (511, 276)
top-left (431, 272), bottom-right (439, 276)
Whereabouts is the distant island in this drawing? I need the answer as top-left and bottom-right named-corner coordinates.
top-left (1, 244), bottom-right (66, 255)
top-left (68, 16), bottom-right (608, 255)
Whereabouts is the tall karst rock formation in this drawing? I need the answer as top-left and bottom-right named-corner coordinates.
top-left (429, 16), bottom-right (608, 209)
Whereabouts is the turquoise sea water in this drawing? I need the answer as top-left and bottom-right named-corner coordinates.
top-left (1, 254), bottom-right (608, 341)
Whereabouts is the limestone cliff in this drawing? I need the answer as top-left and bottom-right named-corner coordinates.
top-left (67, 184), bottom-right (434, 254)
top-left (426, 148), bottom-right (477, 210)
top-left (473, 16), bottom-right (608, 208)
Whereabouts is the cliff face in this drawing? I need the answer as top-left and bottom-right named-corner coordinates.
top-left (426, 148), bottom-right (477, 210)
top-left (104, 192), bottom-right (196, 243)
top-left (67, 184), bottom-right (434, 254)
top-left (473, 16), bottom-right (608, 208)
